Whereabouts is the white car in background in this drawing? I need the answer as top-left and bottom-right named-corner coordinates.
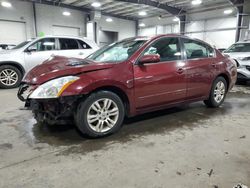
top-left (223, 41), bottom-right (250, 83)
top-left (0, 36), bottom-right (98, 89)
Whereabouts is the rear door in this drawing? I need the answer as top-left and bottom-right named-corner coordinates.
top-left (133, 37), bottom-right (187, 108)
top-left (76, 39), bottom-right (95, 58)
top-left (181, 38), bottom-right (216, 99)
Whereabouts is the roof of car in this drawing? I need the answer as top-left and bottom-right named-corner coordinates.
top-left (37, 35), bottom-right (87, 40)
top-left (133, 34), bottom-right (208, 42)
top-left (31, 35), bottom-right (98, 47)
top-left (133, 34), bottom-right (182, 40)
top-left (128, 34), bottom-right (214, 48)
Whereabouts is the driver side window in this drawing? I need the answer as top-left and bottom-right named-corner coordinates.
top-left (28, 38), bottom-right (56, 52)
top-left (143, 37), bottom-right (181, 62)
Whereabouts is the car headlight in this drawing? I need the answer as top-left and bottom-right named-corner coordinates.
top-left (29, 76), bottom-right (79, 99)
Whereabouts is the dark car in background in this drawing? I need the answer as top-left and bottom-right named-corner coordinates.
top-left (18, 34), bottom-right (237, 138)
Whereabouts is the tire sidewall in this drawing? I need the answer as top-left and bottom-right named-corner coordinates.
top-left (0, 65), bottom-right (22, 89)
top-left (76, 91), bottom-right (125, 138)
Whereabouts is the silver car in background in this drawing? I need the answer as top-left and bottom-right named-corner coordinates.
top-left (223, 41), bottom-right (250, 83)
top-left (0, 36), bottom-right (98, 89)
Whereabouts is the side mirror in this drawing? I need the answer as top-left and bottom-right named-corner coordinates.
top-left (26, 46), bottom-right (37, 53)
top-left (138, 54), bottom-right (160, 65)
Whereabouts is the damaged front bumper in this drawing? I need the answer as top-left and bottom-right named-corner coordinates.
top-left (28, 97), bottom-right (79, 125)
top-left (17, 83), bottom-right (84, 125)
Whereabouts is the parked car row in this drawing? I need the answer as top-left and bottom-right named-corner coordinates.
top-left (17, 34), bottom-right (237, 137)
top-left (0, 36), bottom-right (98, 89)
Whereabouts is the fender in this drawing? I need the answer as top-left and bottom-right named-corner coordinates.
top-left (0, 61), bottom-right (25, 75)
top-left (62, 77), bottom-right (133, 100)
top-left (61, 77), bottom-right (136, 115)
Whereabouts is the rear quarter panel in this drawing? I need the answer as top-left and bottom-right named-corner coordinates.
top-left (215, 50), bottom-right (237, 90)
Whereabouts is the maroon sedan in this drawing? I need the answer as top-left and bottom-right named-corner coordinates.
top-left (18, 34), bottom-right (237, 137)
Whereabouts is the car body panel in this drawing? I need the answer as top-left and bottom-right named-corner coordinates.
top-left (185, 57), bottom-right (215, 99)
top-left (23, 56), bottom-right (115, 85)
top-left (24, 49), bottom-right (59, 72)
top-left (133, 60), bottom-right (187, 108)
top-left (63, 61), bottom-right (135, 114)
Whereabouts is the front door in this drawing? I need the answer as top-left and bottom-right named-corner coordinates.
top-left (134, 37), bottom-right (187, 108)
top-left (24, 38), bottom-right (57, 72)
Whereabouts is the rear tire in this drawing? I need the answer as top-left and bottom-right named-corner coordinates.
top-left (0, 65), bottom-right (22, 89)
top-left (204, 76), bottom-right (227, 108)
top-left (75, 91), bottom-right (125, 138)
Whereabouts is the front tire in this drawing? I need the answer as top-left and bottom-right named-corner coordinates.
top-left (204, 76), bottom-right (227, 108)
top-left (75, 91), bottom-right (125, 138)
top-left (0, 65), bottom-right (22, 89)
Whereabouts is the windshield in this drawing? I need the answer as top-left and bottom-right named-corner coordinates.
top-left (88, 39), bottom-right (147, 63)
top-left (224, 43), bottom-right (250, 53)
top-left (12, 40), bottom-right (33, 50)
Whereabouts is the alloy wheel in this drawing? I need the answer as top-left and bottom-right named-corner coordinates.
top-left (87, 98), bottom-right (119, 133)
top-left (0, 69), bottom-right (18, 86)
top-left (214, 81), bottom-right (226, 103)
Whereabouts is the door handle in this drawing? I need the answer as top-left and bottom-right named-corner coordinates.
top-left (211, 63), bottom-right (216, 68)
top-left (79, 52), bottom-right (84, 55)
top-left (177, 68), bottom-right (184, 74)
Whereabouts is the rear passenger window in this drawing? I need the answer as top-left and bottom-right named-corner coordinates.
top-left (77, 40), bottom-right (92, 49)
top-left (183, 39), bottom-right (214, 59)
top-left (59, 38), bottom-right (79, 50)
top-left (143, 37), bottom-right (181, 62)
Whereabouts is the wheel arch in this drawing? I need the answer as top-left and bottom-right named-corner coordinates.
top-left (0, 61), bottom-right (25, 76)
top-left (216, 73), bottom-right (230, 91)
top-left (90, 86), bottom-right (131, 117)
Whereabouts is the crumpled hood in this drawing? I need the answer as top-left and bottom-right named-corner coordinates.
top-left (224, 52), bottom-right (250, 66)
top-left (23, 56), bottom-right (114, 85)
